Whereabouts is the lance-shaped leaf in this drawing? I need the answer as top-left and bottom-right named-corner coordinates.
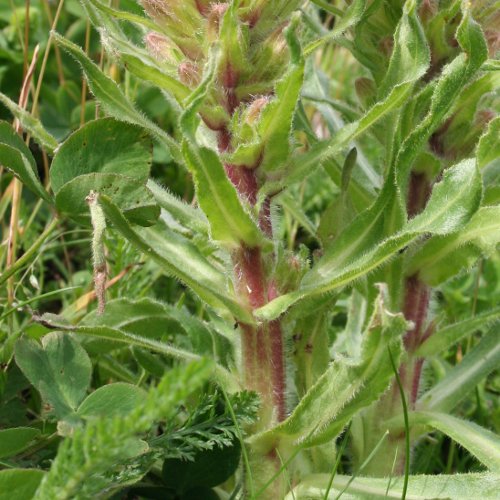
top-left (258, 15), bottom-right (304, 174)
top-left (180, 54), bottom-right (268, 249)
top-left (304, 0), bottom-right (366, 55)
top-left (81, 297), bottom-right (229, 363)
top-left (394, 7), bottom-right (488, 194)
top-left (147, 180), bottom-right (209, 237)
top-left (98, 195), bottom-right (253, 323)
top-left (0, 93), bottom-right (58, 154)
top-left (289, 0), bottom-right (429, 183)
top-left (417, 306), bottom-right (500, 357)
top-left (52, 32), bottom-right (182, 164)
top-left (250, 287), bottom-right (408, 451)
top-left (417, 329), bottom-right (500, 413)
top-left (15, 332), bottom-right (92, 420)
top-left (408, 412), bottom-right (500, 473)
top-left (83, 0), bottom-right (158, 31)
top-left (477, 115), bottom-right (500, 169)
top-left (257, 158), bottom-right (481, 320)
top-left (0, 122), bottom-right (51, 202)
top-left (377, 0), bottom-right (430, 99)
top-left (407, 206), bottom-right (500, 285)
top-left (288, 472), bottom-right (500, 499)
top-left (97, 28), bottom-right (190, 103)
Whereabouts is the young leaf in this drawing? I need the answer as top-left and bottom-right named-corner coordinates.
top-left (304, 0), bottom-right (367, 55)
top-left (290, 0), bottom-right (430, 184)
top-left (258, 17), bottom-right (304, 174)
top-left (15, 332), bottom-right (92, 420)
top-left (180, 55), bottom-right (268, 249)
top-left (394, 7), bottom-right (488, 194)
top-left (250, 287), bottom-right (408, 450)
top-left (417, 329), bottom-right (500, 413)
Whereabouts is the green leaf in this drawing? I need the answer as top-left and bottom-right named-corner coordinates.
top-left (251, 287), bottom-right (408, 450)
top-left (417, 329), bottom-right (500, 413)
top-left (257, 158), bottom-right (481, 320)
top-left (98, 195), bottom-right (253, 323)
top-left (0, 93), bottom-right (58, 154)
top-left (50, 118), bottom-right (152, 193)
top-left (477, 115), bottom-right (500, 169)
top-left (407, 206), bottom-right (500, 285)
top-left (55, 173), bottom-right (160, 226)
top-left (304, 0), bottom-right (367, 55)
top-left (147, 179), bottom-right (209, 237)
top-left (377, 0), bottom-right (430, 99)
top-left (33, 311), bottom-right (236, 391)
top-left (83, 0), bottom-right (159, 31)
top-left (394, 7), bottom-right (488, 194)
top-left (15, 332), bottom-right (92, 420)
top-left (34, 361), bottom-right (213, 500)
top-left (52, 32), bottom-right (182, 164)
top-left (0, 143), bottom-right (51, 202)
top-left (78, 383), bottom-right (147, 418)
top-left (0, 427), bottom-right (40, 459)
top-left (290, 0), bottom-right (430, 184)
top-left (408, 411), bottom-right (500, 473)
top-left (49, 118), bottom-right (159, 226)
top-left (0, 469), bottom-right (45, 500)
top-left (258, 18), bottom-right (304, 174)
top-left (289, 472), bottom-right (500, 499)
top-left (81, 297), bottom-right (219, 358)
top-left (180, 56), bottom-right (268, 249)
top-left (416, 306), bottom-right (500, 357)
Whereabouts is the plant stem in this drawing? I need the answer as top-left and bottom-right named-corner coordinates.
top-left (217, 126), bottom-right (287, 495)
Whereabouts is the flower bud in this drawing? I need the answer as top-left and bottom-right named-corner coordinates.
top-left (207, 3), bottom-right (229, 42)
top-left (145, 32), bottom-right (180, 64)
top-left (178, 61), bottom-right (201, 87)
top-left (140, 0), bottom-right (205, 60)
top-left (245, 96), bottom-right (269, 124)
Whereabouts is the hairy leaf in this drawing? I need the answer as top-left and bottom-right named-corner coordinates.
top-left (257, 158), bottom-right (481, 320)
top-left (96, 195), bottom-right (252, 322)
top-left (288, 472), bottom-right (500, 499)
top-left (408, 411), bottom-right (500, 472)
